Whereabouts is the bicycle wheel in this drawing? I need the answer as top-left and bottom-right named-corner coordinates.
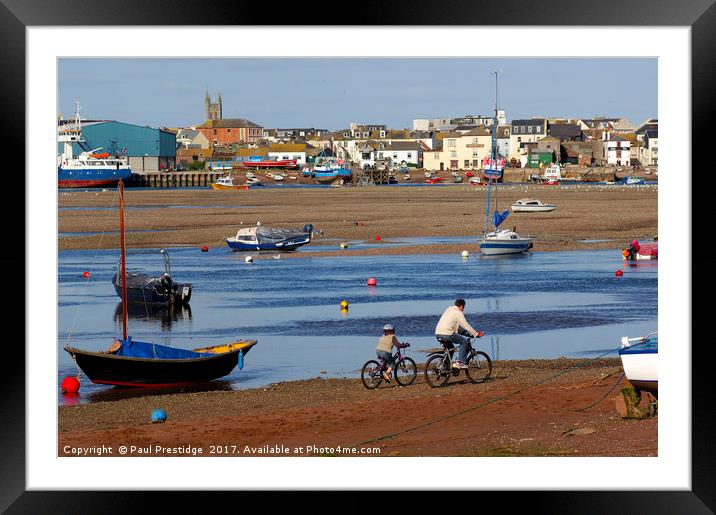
top-left (425, 354), bottom-right (451, 388)
top-left (361, 360), bottom-right (383, 390)
top-left (465, 351), bottom-right (492, 383)
top-left (394, 357), bottom-right (417, 386)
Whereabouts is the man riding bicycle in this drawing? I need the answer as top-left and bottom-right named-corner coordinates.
top-left (435, 299), bottom-right (484, 369)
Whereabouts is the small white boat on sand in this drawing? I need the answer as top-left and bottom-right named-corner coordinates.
top-left (619, 332), bottom-right (657, 393)
top-left (510, 198), bottom-right (557, 212)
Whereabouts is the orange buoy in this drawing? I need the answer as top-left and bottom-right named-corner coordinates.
top-left (82, 271), bottom-right (90, 278)
top-left (61, 376), bottom-right (80, 394)
top-left (201, 245), bottom-right (209, 252)
top-left (615, 270), bottom-right (624, 277)
top-left (367, 278), bottom-right (377, 286)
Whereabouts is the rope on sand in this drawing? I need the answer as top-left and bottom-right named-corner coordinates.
top-left (349, 346), bottom-right (623, 449)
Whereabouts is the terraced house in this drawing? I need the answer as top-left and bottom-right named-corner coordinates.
top-left (509, 118), bottom-right (548, 160)
top-left (422, 128), bottom-right (493, 171)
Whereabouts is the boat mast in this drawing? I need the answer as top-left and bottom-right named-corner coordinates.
top-left (484, 71), bottom-right (499, 233)
top-left (119, 179), bottom-right (128, 340)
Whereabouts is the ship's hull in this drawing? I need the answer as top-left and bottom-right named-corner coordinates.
top-left (240, 160), bottom-right (298, 169)
top-left (58, 167), bottom-right (132, 188)
top-left (225, 236), bottom-right (311, 251)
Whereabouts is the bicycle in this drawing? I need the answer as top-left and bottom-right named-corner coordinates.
top-left (361, 343), bottom-right (417, 389)
top-left (424, 334), bottom-right (492, 388)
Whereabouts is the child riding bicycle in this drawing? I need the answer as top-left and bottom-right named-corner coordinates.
top-left (376, 324), bottom-right (409, 382)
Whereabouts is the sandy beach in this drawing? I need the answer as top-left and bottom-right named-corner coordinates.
top-left (58, 358), bottom-right (656, 457)
top-left (59, 183), bottom-right (657, 254)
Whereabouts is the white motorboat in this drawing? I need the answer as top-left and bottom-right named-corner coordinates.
top-left (510, 198), bottom-right (557, 212)
top-left (479, 229), bottom-right (533, 255)
top-left (618, 332), bottom-right (657, 393)
top-left (273, 174), bottom-right (285, 181)
top-left (246, 177), bottom-right (262, 186)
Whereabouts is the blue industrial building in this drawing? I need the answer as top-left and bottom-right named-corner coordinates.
top-left (58, 120), bottom-right (176, 172)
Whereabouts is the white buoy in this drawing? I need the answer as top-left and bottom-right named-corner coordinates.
top-left (340, 241), bottom-right (348, 249)
top-left (245, 256), bottom-right (254, 263)
top-left (461, 250), bottom-right (470, 258)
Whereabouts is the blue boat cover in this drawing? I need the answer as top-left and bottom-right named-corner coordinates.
top-left (115, 336), bottom-right (209, 360)
top-left (493, 209), bottom-right (510, 228)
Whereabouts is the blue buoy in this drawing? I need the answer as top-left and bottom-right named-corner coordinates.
top-left (238, 349), bottom-right (244, 370)
top-left (151, 408), bottom-right (167, 423)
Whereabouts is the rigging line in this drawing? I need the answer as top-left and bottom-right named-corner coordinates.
top-left (64, 190), bottom-right (119, 347)
top-left (348, 347), bottom-right (621, 449)
top-left (573, 371), bottom-right (626, 412)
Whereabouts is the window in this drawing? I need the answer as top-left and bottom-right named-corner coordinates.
top-left (464, 160), bottom-right (470, 168)
top-left (380, 131), bottom-right (386, 138)
top-left (393, 153), bottom-right (398, 159)
top-left (407, 153), bottom-right (412, 158)
top-left (447, 139), bottom-right (456, 147)
top-left (227, 128), bottom-right (231, 133)
top-left (517, 137), bottom-right (522, 143)
top-left (434, 153), bottom-right (440, 159)
top-left (528, 126), bottom-right (533, 133)
top-left (472, 159), bottom-right (480, 167)
top-left (450, 151), bottom-right (457, 158)
top-left (363, 132), bottom-right (369, 138)
top-left (450, 160), bottom-right (458, 170)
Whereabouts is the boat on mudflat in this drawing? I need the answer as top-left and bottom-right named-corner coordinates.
top-left (240, 156), bottom-right (299, 169)
top-left (619, 332), bottom-right (657, 393)
top-left (313, 159), bottom-right (352, 185)
top-left (211, 175), bottom-right (250, 190)
top-left (58, 101), bottom-right (132, 188)
top-left (511, 198), bottom-right (557, 212)
top-left (225, 224), bottom-right (314, 251)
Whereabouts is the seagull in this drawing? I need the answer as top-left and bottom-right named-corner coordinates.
top-left (273, 254), bottom-right (281, 260)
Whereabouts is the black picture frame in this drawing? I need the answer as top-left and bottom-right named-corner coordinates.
top-left (5, 0), bottom-right (709, 512)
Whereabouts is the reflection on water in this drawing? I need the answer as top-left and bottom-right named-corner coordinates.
top-left (113, 302), bottom-right (192, 330)
top-left (58, 248), bottom-right (657, 404)
top-left (81, 380), bottom-right (234, 404)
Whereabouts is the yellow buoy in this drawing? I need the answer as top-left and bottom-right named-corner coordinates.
top-left (340, 300), bottom-right (349, 309)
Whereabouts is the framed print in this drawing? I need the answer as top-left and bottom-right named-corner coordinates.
top-left (4, 0), bottom-right (712, 511)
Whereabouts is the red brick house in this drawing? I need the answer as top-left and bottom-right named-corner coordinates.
top-left (197, 118), bottom-right (263, 146)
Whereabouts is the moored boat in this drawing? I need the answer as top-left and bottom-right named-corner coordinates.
top-left (619, 332), bottom-right (657, 393)
top-left (622, 239), bottom-right (658, 260)
top-left (479, 72), bottom-right (532, 256)
top-left (111, 249), bottom-right (192, 306)
top-left (510, 198), bottom-right (557, 212)
top-left (225, 224), bottom-right (314, 251)
top-left (240, 156), bottom-right (299, 169)
top-left (211, 175), bottom-right (250, 190)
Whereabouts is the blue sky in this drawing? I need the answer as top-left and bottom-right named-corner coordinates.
top-left (58, 58), bottom-right (657, 130)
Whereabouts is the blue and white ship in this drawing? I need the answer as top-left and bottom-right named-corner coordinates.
top-left (58, 102), bottom-right (132, 188)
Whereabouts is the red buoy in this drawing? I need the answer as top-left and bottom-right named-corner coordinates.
top-left (615, 270), bottom-right (624, 277)
top-left (61, 376), bottom-right (80, 394)
top-left (375, 235), bottom-right (381, 241)
top-left (201, 245), bottom-right (209, 252)
top-left (82, 271), bottom-right (90, 278)
top-left (367, 277), bottom-right (377, 286)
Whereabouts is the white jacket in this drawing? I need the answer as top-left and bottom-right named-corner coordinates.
top-left (435, 305), bottom-right (478, 336)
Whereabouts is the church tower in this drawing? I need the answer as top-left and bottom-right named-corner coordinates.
top-left (204, 90), bottom-right (223, 121)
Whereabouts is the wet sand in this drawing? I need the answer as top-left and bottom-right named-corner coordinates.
top-left (58, 358), bottom-right (656, 457)
top-left (59, 183), bottom-right (658, 254)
